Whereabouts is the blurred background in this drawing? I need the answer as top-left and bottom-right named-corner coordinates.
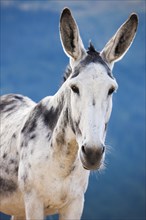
top-left (0, 1), bottom-right (145, 220)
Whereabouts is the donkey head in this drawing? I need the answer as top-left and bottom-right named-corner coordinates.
top-left (60, 8), bottom-right (138, 170)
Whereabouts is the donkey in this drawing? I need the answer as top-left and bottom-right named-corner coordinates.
top-left (0, 8), bottom-right (138, 220)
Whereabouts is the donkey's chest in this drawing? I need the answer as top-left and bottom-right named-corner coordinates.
top-left (33, 162), bottom-right (89, 213)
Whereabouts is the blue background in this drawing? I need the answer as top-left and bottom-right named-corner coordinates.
top-left (0, 1), bottom-right (145, 220)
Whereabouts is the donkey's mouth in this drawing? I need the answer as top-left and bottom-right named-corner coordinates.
top-left (80, 154), bottom-right (102, 171)
top-left (82, 163), bottom-right (101, 171)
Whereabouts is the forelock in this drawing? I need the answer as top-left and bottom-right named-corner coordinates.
top-left (63, 42), bottom-right (113, 82)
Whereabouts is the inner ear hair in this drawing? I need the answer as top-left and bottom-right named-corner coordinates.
top-left (60, 8), bottom-right (86, 61)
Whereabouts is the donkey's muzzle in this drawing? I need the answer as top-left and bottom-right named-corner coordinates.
top-left (80, 144), bottom-right (105, 170)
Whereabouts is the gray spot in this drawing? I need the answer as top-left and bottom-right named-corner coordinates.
top-left (21, 173), bottom-right (28, 184)
top-left (21, 142), bottom-right (24, 148)
top-left (0, 177), bottom-right (17, 195)
top-left (46, 155), bottom-right (49, 160)
top-left (46, 133), bottom-right (52, 141)
top-left (56, 132), bottom-right (65, 146)
top-left (66, 148), bottom-right (71, 155)
top-left (71, 165), bottom-right (76, 172)
top-left (30, 149), bottom-right (34, 155)
top-left (0, 94), bottom-right (25, 114)
top-left (71, 68), bottom-right (80, 79)
top-left (5, 168), bottom-right (9, 174)
top-left (63, 65), bottom-right (72, 82)
top-left (0, 99), bottom-right (16, 112)
top-left (75, 118), bottom-right (81, 136)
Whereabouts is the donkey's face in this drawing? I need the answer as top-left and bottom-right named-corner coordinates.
top-left (60, 8), bottom-right (138, 170)
top-left (67, 60), bottom-right (118, 170)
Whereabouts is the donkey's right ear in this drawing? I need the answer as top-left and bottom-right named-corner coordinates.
top-left (60, 8), bottom-right (86, 63)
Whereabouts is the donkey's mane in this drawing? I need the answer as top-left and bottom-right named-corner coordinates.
top-left (63, 43), bottom-right (99, 82)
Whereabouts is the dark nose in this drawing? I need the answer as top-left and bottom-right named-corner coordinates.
top-left (81, 144), bottom-right (105, 170)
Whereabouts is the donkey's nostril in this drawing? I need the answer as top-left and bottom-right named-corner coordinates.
top-left (82, 145), bottom-right (86, 155)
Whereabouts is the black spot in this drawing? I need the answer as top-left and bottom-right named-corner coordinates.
top-left (15, 166), bottom-right (18, 173)
top-left (92, 98), bottom-right (96, 106)
top-left (30, 134), bottom-right (36, 140)
top-left (42, 98), bottom-right (64, 130)
top-left (10, 159), bottom-right (15, 164)
top-left (43, 106), bottom-right (61, 130)
top-left (0, 177), bottom-right (17, 195)
top-left (12, 133), bottom-right (16, 138)
top-left (45, 205), bottom-right (50, 209)
top-left (2, 153), bottom-right (7, 159)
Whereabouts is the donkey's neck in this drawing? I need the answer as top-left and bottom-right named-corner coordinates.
top-left (42, 85), bottom-right (79, 176)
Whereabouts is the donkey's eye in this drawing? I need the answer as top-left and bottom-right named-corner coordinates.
top-left (108, 87), bottom-right (115, 96)
top-left (71, 85), bottom-right (79, 94)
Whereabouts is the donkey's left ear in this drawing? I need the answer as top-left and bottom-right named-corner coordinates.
top-left (101, 13), bottom-right (138, 67)
top-left (60, 8), bottom-right (86, 63)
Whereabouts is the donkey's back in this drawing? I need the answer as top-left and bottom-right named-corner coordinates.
top-left (0, 94), bottom-right (35, 215)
